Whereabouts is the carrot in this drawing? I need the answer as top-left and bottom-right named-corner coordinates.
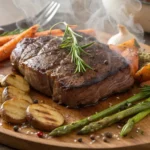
top-left (0, 29), bottom-right (96, 46)
top-left (34, 29), bottom-right (64, 37)
top-left (0, 29), bottom-right (64, 46)
top-left (0, 24), bottom-right (39, 62)
top-left (135, 63), bottom-right (150, 82)
top-left (0, 35), bottom-right (16, 46)
top-left (121, 47), bottom-right (139, 76)
top-left (30, 29), bottom-right (95, 37)
top-left (109, 39), bottom-right (139, 76)
top-left (78, 29), bottom-right (95, 36)
top-left (0, 29), bottom-right (63, 46)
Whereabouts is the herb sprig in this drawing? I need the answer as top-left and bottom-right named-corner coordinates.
top-left (50, 22), bottom-right (94, 73)
top-left (0, 29), bottom-right (26, 36)
top-left (0, 28), bottom-right (43, 36)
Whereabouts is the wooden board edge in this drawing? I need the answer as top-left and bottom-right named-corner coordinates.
top-left (0, 127), bottom-right (150, 150)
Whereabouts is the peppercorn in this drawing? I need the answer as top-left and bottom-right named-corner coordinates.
top-left (102, 137), bottom-right (108, 143)
top-left (13, 125), bottom-right (19, 132)
top-left (77, 138), bottom-right (82, 143)
top-left (90, 134), bottom-right (95, 140)
top-left (104, 132), bottom-right (112, 138)
top-left (33, 99), bottom-right (38, 104)
top-left (37, 131), bottom-right (43, 138)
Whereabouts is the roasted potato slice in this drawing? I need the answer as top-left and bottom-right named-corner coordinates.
top-left (1, 74), bottom-right (30, 92)
top-left (1, 98), bottom-right (31, 124)
top-left (2, 86), bottom-right (32, 103)
top-left (26, 104), bottom-right (64, 131)
top-left (0, 75), bottom-right (5, 86)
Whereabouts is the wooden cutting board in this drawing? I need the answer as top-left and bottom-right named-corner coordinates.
top-left (0, 39), bottom-right (150, 150)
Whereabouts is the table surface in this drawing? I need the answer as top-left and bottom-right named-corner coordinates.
top-left (0, 0), bottom-right (150, 149)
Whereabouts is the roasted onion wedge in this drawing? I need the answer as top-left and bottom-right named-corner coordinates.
top-left (1, 74), bottom-right (30, 92)
top-left (2, 86), bottom-right (32, 103)
top-left (26, 104), bottom-right (64, 131)
top-left (1, 98), bottom-right (31, 124)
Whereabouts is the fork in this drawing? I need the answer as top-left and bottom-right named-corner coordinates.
top-left (16, 1), bottom-right (60, 29)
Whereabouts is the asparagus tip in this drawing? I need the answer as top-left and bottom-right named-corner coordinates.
top-left (120, 120), bottom-right (134, 137)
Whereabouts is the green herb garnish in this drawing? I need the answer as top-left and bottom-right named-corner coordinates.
top-left (50, 22), bottom-right (94, 73)
top-left (0, 29), bottom-right (26, 36)
top-left (0, 28), bottom-right (43, 36)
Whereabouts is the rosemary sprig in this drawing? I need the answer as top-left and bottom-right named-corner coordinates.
top-left (50, 22), bottom-right (94, 73)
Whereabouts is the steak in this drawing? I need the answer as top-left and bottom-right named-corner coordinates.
top-left (10, 33), bottom-right (134, 108)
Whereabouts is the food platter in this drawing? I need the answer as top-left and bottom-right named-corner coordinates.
top-left (0, 0), bottom-right (150, 150)
top-left (0, 35), bottom-right (150, 150)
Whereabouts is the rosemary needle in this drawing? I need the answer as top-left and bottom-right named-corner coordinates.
top-left (50, 22), bottom-right (94, 73)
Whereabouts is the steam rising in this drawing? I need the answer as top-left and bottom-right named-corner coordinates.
top-left (86, 0), bottom-right (143, 42)
top-left (13, 0), bottom-right (144, 42)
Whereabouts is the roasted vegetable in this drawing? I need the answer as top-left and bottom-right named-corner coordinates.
top-left (108, 25), bottom-right (136, 45)
top-left (110, 39), bottom-right (139, 76)
top-left (2, 86), bottom-right (32, 103)
top-left (78, 100), bottom-right (150, 135)
top-left (1, 74), bottom-right (30, 92)
top-left (135, 63), bottom-right (150, 82)
top-left (1, 98), bottom-right (31, 124)
top-left (0, 25), bottom-right (39, 62)
top-left (120, 109), bottom-right (150, 136)
top-left (0, 29), bottom-right (95, 46)
top-left (0, 29), bottom-right (64, 46)
top-left (26, 104), bottom-right (64, 131)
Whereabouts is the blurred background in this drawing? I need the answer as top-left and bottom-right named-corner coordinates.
top-left (0, 0), bottom-right (70, 26)
top-left (1, 0), bottom-right (149, 43)
top-left (1, 0), bottom-right (150, 41)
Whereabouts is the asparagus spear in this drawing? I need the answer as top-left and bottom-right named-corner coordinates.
top-left (49, 86), bottom-right (150, 136)
top-left (78, 100), bottom-right (150, 135)
top-left (120, 108), bottom-right (150, 137)
top-left (120, 88), bottom-right (150, 137)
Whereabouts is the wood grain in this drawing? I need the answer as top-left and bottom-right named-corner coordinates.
top-left (0, 41), bottom-right (150, 150)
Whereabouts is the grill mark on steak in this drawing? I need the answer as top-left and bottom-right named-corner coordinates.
top-left (11, 38), bottom-right (35, 68)
top-left (22, 37), bottom-right (67, 74)
top-left (37, 37), bottom-right (61, 56)
top-left (20, 36), bottom-right (53, 63)
top-left (11, 33), bottom-right (134, 108)
top-left (55, 44), bottom-right (128, 89)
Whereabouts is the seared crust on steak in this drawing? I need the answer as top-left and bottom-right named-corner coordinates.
top-left (11, 33), bottom-right (134, 108)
